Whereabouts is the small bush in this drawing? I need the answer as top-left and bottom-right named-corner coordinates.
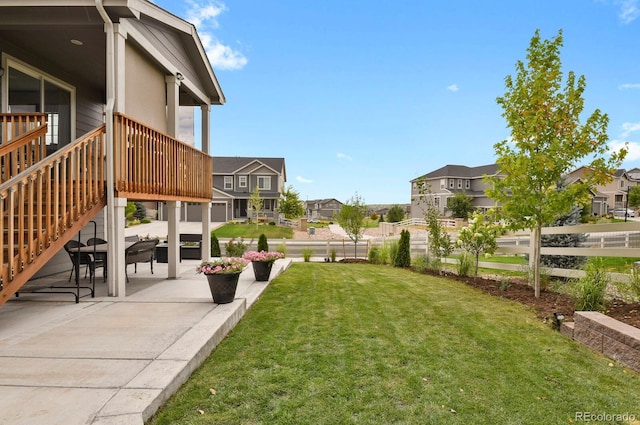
top-left (499, 276), bottom-right (512, 291)
top-left (211, 232), bottom-right (221, 257)
top-left (368, 247), bottom-right (383, 264)
top-left (302, 248), bottom-right (313, 262)
top-left (412, 254), bottom-right (429, 273)
top-left (133, 202), bottom-right (147, 220)
top-left (257, 234), bottom-right (269, 252)
top-left (394, 229), bottom-right (411, 267)
top-left (225, 238), bottom-right (248, 256)
top-left (140, 218), bottom-right (151, 224)
top-left (456, 252), bottom-right (473, 277)
top-left (330, 248), bottom-right (336, 262)
top-left (387, 241), bottom-right (399, 265)
top-left (573, 258), bottom-right (609, 312)
top-left (276, 243), bottom-right (287, 257)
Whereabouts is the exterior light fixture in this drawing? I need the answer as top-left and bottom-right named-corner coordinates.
top-left (70, 39), bottom-right (84, 46)
top-left (176, 72), bottom-right (184, 81)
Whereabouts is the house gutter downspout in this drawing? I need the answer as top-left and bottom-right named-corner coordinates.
top-left (96, 0), bottom-right (117, 295)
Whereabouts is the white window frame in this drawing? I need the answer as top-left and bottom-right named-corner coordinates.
top-left (257, 176), bottom-right (271, 190)
top-left (239, 175), bottom-right (247, 188)
top-left (449, 179), bottom-right (454, 189)
top-left (457, 179), bottom-right (462, 189)
top-left (224, 176), bottom-right (233, 190)
top-left (440, 179), bottom-right (445, 189)
top-left (465, 180), bottom-right (470, 189)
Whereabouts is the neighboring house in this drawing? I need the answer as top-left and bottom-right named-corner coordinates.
top-left (305, 199), bottom-right (343, 221)
top-left (566, 167), bottom-right (637, 214)
top-left (0, 1), bottom-right (224, 304)
top-left (211, 157), bottom-right (287, 223)
top-left (410, 164), bottom-right (501, 219)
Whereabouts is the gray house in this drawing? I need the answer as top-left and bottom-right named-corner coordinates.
top-left (410, 164), bottom-right (501, 219)
top-left (304, 198), bottom-right (343, 221)
top-left (211, 157), bottom-right (287, 223)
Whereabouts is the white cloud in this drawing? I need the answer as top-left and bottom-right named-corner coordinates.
top-left (610, 139), bottom-right (640, 160)
top-left (617, 0), bottom-right (640, 23)
top-left (621, 122), bottom-right (640, 138)
top-left (185, 1), bottom-right (247, 71)
top-left (337, 153), bottom-right (352, 161)
top-left (185, 0), bottom-right (225, 28)
top-left (296, 176), bottom-right (313, 183)
top-left (447, 84), bottom-right (459, 92)
top-left (619, 83), bottom-right (640, 90)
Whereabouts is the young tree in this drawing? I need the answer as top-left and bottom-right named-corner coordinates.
top-left (456, 212), bottom-right (502, 277)
top-left (337, 192), bottom-right (367, 258)
top-left (485, 29), bottom-right (626, 297)
top-left (415, 178), bottom-right (453, 271)
top-left (278, 185), bottom-right (305, 219)
top-left (446, 192), bottom-right (474, 219)
top-left (628, 186), bottom-right (640, 209)
top-left (386, 205), bottom-right (406, 223)
top-left (248, 186), bottom-right (264, 228)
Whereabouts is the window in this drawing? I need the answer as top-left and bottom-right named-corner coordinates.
top-left (257, 176), bottom-right (271, 190)
top-left (239, 176), bottom-right (247, 188)
top-left (6, 58), bottom-right (75, 150)
top-left (465, 180), bottom-right (470, 189)
top-left (434, 197), bottom-right (440, 208)
top-left (440, 179), bottom-right (445, 189)
top-left (621, 180), bottom-right (626, 188)
top-left (224, 176), bottom-right (233, 190)
top-left (449, 179), bottom-right (454, 189)
top-left (457, 179), bottom-right (462, 189)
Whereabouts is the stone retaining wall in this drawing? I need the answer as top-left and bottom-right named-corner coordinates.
top-left (561, 311), bottom-right (640, 373)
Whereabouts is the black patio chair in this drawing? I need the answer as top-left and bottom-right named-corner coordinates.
top-left (87, 237), bottom-right (108, 280)
top-left (64, 240), bottom-right (105, 283)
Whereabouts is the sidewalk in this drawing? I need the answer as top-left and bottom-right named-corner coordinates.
top-left (0, 258), bottom-right (292, 425)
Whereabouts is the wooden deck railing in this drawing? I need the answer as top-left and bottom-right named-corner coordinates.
top-left (0, 123), bottom-right (48, 183)
top-left (0, 113), bottom-right (48, 144)
top-left (0, 125), bottom-right (106, 305)
top-left (113, 113), bottom-right (213, 202)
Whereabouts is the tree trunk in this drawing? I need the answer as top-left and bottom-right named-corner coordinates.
top-left (533, 224), bottom-right (542, 298)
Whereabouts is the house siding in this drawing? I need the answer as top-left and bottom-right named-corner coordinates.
top-left (125, 44), bottom-right (167, 133)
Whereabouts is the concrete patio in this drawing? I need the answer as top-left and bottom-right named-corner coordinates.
top-left (0, 256), bottom-right (292, 425)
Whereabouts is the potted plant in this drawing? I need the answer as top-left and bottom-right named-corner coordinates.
top-left (196, 257), bottom-right (249, 303)
top-left (243, 250), bottom-right (284, 281)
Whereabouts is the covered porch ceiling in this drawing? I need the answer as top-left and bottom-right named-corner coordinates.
top-left (0, 3), bottom-right (224, 106)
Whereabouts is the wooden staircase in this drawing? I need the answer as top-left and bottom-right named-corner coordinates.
top-left (0, 114), bottom-right (106, 306)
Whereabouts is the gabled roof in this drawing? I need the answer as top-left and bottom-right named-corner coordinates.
top-left (305, 198), bottom-right (343, 206)
top-left (213, 157), bottom-right (286, 180)
top-left (0, 0), bottom-right (224, 105)
top-left (412, 164), bottom-right (499, 181)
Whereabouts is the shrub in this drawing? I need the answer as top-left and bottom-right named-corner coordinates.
top-left (573, 258), bottom-right (609, 312)
top-left (394, 229), bottom-right (411, 267)
top-left (276, 243), bottom-right (287, 257)
top-left (330, 248), bottom-right (336, 262)
top-left (140, 218), bottom-right (151, 224)
top-left (211, 232), bottom-right (221, 257)
top-left (387, 240), bottom-right (399, 265)
top-left (368, 247), bottom-right (383, 264)
top-left (257, 234), bottom-right (269, 252)
top-left (133, 202), bottom-right (147, 220)
top-left (302, 248), bottom-right (313, 262)
top-left (225, 238), bottom-right (248, 256)
top-left (412, 254), bottom-right (429, 273)
top-left (456, 252), bottom-right (473, 277)
top-left (499, 276), bottom-right (512, 291)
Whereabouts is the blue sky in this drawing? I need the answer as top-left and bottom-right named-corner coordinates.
top-left (155, 0), bottom-right (640, 205)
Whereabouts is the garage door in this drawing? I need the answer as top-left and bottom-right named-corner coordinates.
top-left (211, 203), bottom-right (227, 222)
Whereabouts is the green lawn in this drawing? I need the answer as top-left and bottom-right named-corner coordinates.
top-left (148, 264), bottom-right (640, 425)
top-left (213, 223), bottom-right (293, 239)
